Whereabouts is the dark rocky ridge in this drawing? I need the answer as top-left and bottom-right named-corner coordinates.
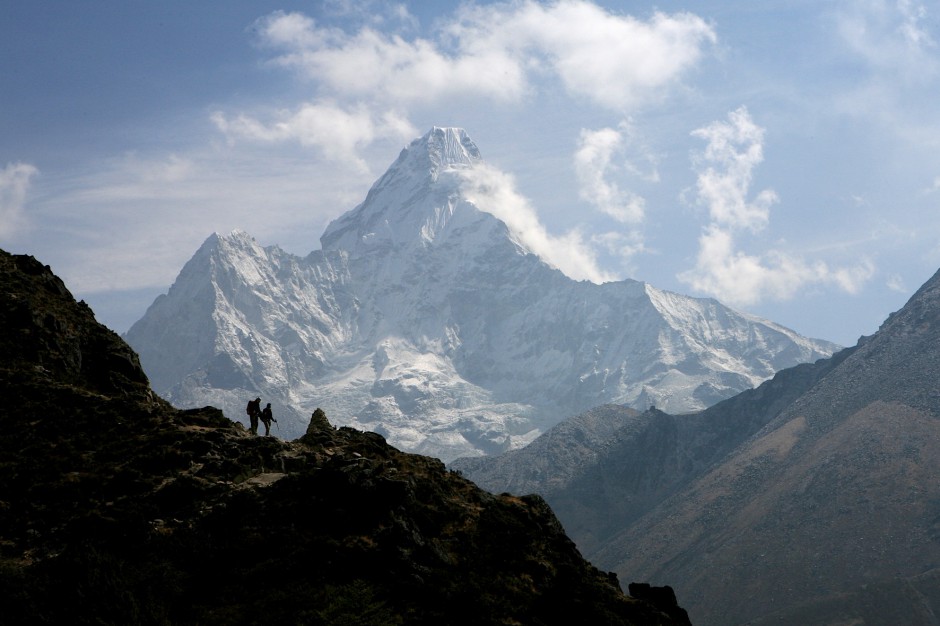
top-left (0, 249), bottom-right (688, 625)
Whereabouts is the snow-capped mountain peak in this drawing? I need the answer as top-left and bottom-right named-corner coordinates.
top-left (320, 127), bottom-right (486, 255)
top-left (127, 128), bottom-right (840, 461)
top-left (420, 126), bottom-right (482, 174)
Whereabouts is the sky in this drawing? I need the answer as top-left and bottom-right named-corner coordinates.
top-left (2, 0), bottom-right (939, 347)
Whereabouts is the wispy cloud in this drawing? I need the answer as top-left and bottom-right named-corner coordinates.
top-left (314, 0), bottom-right (420, 30)
top-left (836, 0), bottom-right (937, 81)
top-left (0, 162), bottom-right (39, 240)
top-left (574, 126), bottom-right (646, 225)
top-left (31, 148), bottom-right (367, 294)
top-left (211, 102), bottom-right (415, 171)
top-left (679, 107), bottom-right (874, 306)
top-left (925, 175), bottom-right (940, 195)
top-left (574, 123), bottom-right (652, 268)
top-left (689, 107), bottom-right (777, 232)
top-left (886, 273), bottom-right (907, 292)
top-left (456, 162), bottom-right (615, 284)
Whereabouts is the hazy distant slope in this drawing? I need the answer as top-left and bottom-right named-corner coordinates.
top-left (457, 267), bottom-right (940, 624)
top-left (596, 267), bottom-right (940, 625)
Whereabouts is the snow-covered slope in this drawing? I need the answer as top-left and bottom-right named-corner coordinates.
top-left (126, 127), bottom-right (838, 461)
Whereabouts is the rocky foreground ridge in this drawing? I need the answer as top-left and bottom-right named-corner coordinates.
top-left (0, 248), bottom-right (689, 625)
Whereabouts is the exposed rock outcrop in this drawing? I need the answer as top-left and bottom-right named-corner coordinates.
top-left (628, 584), bottom-right (691, 626)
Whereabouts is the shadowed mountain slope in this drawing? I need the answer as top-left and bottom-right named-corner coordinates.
top-left (452, 346), bottom-right (855, 555)
top-left (460, 266), bottom-right (940, 625)
top-left (0, 249), bottom-right (689, 625)
top-left (597, 267), bottom-right (940, 625)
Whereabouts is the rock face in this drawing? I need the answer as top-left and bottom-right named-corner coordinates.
top-left (126, 127), bottom-right (838, 461)
top-left (458, 266), bottom-right (940, 625)
top-left (0, 252), bottom-right (151, 399)
top-left (0, 248), bottom-right (689, 625)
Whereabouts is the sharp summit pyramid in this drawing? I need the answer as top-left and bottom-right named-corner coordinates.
top-left (126, 127), bottom-right (838, 461)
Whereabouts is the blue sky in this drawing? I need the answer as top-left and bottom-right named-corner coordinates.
top-left (2, 0), bottom-right (939, 346)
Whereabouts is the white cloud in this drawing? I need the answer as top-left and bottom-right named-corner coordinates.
top-left (447, 1), bottom-right (716, 110)
top-left (137, 154), bottom-right (194, 184)
top-left (455, 162), bottom-right (615, 284)
top-left (680, 107), bottom-right (874, 306)
top-left (574, 126), bottom-right (646, 224)
top-left (321, 0), bottom-right (419, 31)
top-left (690, 106), bottom-right (778, 232)
top-left (239, 2), bottom-right (715, 137)
top-left (254, 10), bottom-right (320, 50)
top-left (897, 0), bottom-right (934, 47)
top-left (683, 226), bottom-right (823, 305)
top-left (211, 101), bottom-right (416, 171)
top-left (0, 162), bottom-right (39, 240)
top-left (574, 123), bottom-right (651, 267)
top-left (254, 10), bottom-right (528, 105)
top-left (593, 230), bottom-right (646, 272)
top-left (264, 1), bottom-right (717, 108)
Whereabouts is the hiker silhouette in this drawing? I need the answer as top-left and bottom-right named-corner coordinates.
top-left (246, 397), bottom-right (261, 435)
top-left (260, 402), bottom-right (276, 436)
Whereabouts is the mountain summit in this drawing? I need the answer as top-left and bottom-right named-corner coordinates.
top-left (126, 127), bottom-right (838, 461)
top-left (321, 126), bottom-right (484, 255)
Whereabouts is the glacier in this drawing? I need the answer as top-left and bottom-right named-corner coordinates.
top-left (125, 127), bottom-right (839, 462)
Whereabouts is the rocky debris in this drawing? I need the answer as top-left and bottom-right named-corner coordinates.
top-left (0, 249), bottom-right (688, 625)
top-left (304, 406), bottom-right (334, 437)
top-left (628, 584), bottom-right (691, 626)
